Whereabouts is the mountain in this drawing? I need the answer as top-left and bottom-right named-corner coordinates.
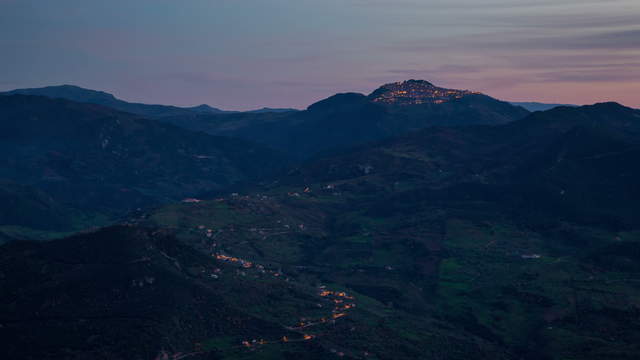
top-left (145, 102), bottom-right (639, 359)
top-left (3, 82), bottom-right (529, 161)
top-left (290, 102), bottom-right (640, 227)
top-left (186, 104), bottom-right (228, 114)
top-left (510, 101), bottom-right (579, 112)
top-left (156, 80), bottom-right (530, 160)
top-left (246, 107), bottom-right (299, 114)
top-left (3, 101), bottom-right (638, 359)
top-left (0, 95), bottom-right (285, 238)
top-left (1, 85), bottom-right (229, 118)
top-left (1, 85), bottom-right (299, 117)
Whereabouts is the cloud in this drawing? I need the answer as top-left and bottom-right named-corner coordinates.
top-left (535, 70), bottom-right (640, 83)
top-left (390, 28), bottom-right (640, 53)
top-left (507, 29), bottom-right (640, 51)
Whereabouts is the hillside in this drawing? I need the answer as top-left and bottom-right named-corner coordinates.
top-left (2, 102), bottom-right (638, 359)
top-left (156, 80), bottom-right (530, 160)
top-left (141, 102), bottom-right (640, 359)
top-left (0, 225), bottom-right (354, 360)
top-left (0, 95), bottom-right (285, 237)
top-left (288, 102), bottom-right (640, 226)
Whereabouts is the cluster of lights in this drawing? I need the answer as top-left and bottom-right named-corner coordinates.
top-left (211, 243), bottom-right (357, 354)
top-left (371, 81), bottom-right (480, 105)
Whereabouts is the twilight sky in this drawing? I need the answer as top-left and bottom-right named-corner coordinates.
top-left (1, 0), bottom-right (638, 110)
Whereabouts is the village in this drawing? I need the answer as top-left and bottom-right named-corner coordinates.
top-left (370, 80), bottom-right (481, 106)
top-left (234, 284), bottom-right (358, 355)
top-left (211, 248), bottom-right (358, 345)
top-left (179, 200), bottom-right (361, 357)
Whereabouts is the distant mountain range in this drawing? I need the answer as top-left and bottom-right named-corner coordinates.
top-left (157, 80), bottom-right (530, 160)
top-left (0, 95), bottom-right (285, 238)
top-left (0, 83), bottom-right (603, 115)
top-left (0, 85), bottom-right (298, 118)
top-left (246, 107), bottom-right (299, 113)
top-left (510, 101), bottom-right (579, 112)
top-left (2, 81), bottom-right (530, 162)
top-left (7, 80), bottom-right (637, 242)
top-left (0, 80), bottom-right (533, 238)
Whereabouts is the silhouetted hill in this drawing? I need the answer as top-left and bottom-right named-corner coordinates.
top-left (4, 82), bottom-right (527, 161)
top-left (157, 80), bottom-right (529, 160)
top-left (1, 85), bottom-right (228, 118)
top-left (187, 103), bottom-right (226, 114)
top-left (0, 95), bottom-right (285, 236)
top-left (246, 107), bottom-right (299, 113)
top-left (510, 101), bottom-right (578, 112)
top-left (1, 85), bottom-right (299, 117)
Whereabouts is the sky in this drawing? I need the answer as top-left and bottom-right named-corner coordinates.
top-left (0, 0), bottom-right (638, 110)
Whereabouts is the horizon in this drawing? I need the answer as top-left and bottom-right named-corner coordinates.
top-left (4, 80), bottom-right (623, 112)
top-left (1, 0), bottom-right (638, 110)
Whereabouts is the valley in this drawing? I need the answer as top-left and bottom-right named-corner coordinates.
top-left (1, 82), bottom-right (639, 360)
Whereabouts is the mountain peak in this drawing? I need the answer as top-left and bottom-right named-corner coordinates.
top-left (191, 104), bottom-right (214, 110)
top-left (186, 104), bottom-right (227, 114)
top-left (3, 84), bottom-right (118, 103)
top-left (368, 80), bottom-right (481, 106)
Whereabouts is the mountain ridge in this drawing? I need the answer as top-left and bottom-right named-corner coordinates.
top-left (509, 101), bottom-right (579, 112)
top-left (0, 94), bottom-right (286, 238)
top-left (1, 84), bottom-right (300, 117)
top-left (1, 84), bottom-right (229, 118)
top-left (155, 80), bottom-right (530, 160)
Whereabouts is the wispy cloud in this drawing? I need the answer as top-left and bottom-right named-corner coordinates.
top-left (1, 0), bottom-right (638, 108)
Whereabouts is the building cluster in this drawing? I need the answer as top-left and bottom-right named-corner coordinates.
top-left (371, 80), bottom-right (480, 105)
